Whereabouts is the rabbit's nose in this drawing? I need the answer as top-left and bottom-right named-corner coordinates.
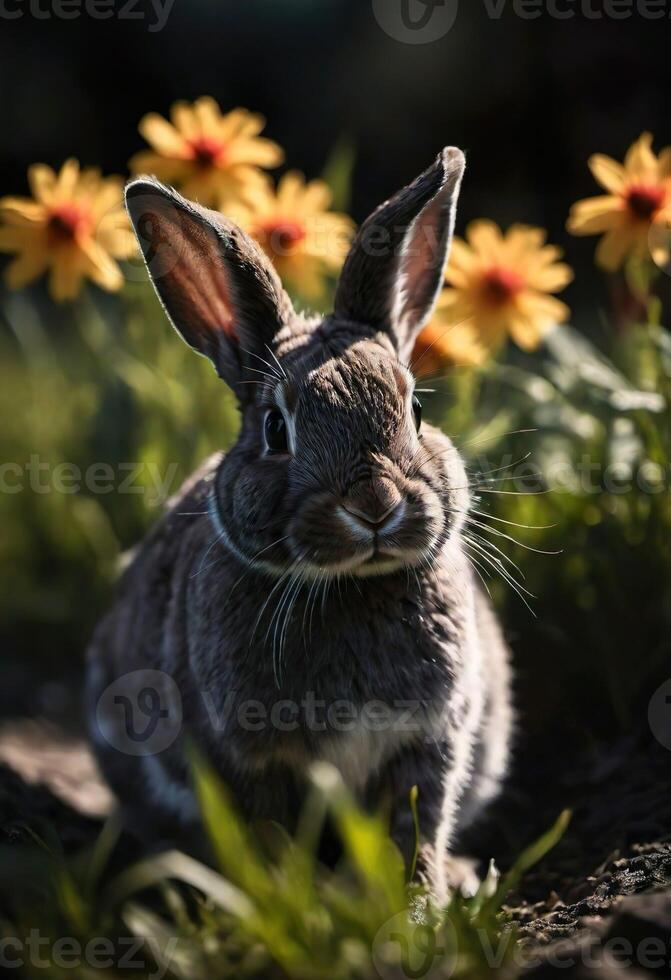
top-left (342, 476), bottom-right (404, 529)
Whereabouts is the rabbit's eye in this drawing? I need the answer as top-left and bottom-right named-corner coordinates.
top-left (264, 409), bottom-right (288, 454)
top-left (412, 395), bottom-right (422, 432)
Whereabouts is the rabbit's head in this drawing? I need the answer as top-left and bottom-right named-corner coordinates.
top-left (126, 148), bottom-right (470, 580)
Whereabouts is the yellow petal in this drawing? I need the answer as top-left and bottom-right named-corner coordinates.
top-left (567, 196), bottom-right (622, 235)
top-left (181, 169), bottom-right (231, 208)
top-left (465, 220), bottom-right (503, 261)
top-left (504, 225), bottom-right (546, 258)
top-left (595, 227), bottom-right (636, 270)
top-left (306, 213), bottom-right (353, 268)
top-left (54, 159), bottom-right (81, 200)
top-left (413, 318), bottom-right (487, 372)
top-left (226, 137), bottom-right (284, 169)
top-left (128, 151), bottom-right (192, 183)
top-left (170, 101), bottom-right (199, 140)
top-left (219, 166), bottom-right (275, 212)
top-left (48, 248), bottom-right (86, 301)
top-left (0, 198), bottom-right (47, 225)
top-left (446, 237), bottom-right (477, 276)
top-left (138, 113), bottom-right (189, 156)
top-left (506, 310), bottom-right (546, 351)
top-left (516, 293), bottom-right (570, 340)
top-left (0, 224), bottom-right (43, 251)
top-left (88, 187), bottom-right (125, 227)
top-left (443, 263), bottom-right (473, 289)
top-left (300, 179), bottom-right (333, 215)
top-left (277, 171), bottom-right (306, 209)
top-left (220, 108), bottom-right (265, 140)
top-left (79, 237), bottom-right (124, 291)
top-left (624, 132), bottom-right (657, 180)
top-left (193, 96), bottom-right (222, 138)
top-left (4, 245), bottom-right (49, 289)
top-left (27, 164), bottom-right (58, 205)
top-left (526, 261), bottom-right (574, 292)
top-left (96, 212), bottom-right (137, 259)
top-left (434, 288), bottom-right (476, 324)
top-left (588, 154), bottom-right (627, 193)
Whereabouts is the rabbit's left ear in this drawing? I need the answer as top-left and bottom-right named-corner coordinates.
top-left (125, 178), bottom-right (294, 396)
top-left (334, 147), bottom-right (465, 360)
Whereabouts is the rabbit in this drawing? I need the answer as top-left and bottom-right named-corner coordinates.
top-left (86, 147), bottom-right (513, 899)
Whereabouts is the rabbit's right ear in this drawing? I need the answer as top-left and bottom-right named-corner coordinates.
top-left (334, 148), bottom-right (465, 360)
top-left (125, 178), bottom-right (294, 394)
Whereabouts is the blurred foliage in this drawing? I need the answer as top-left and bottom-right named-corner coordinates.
top-left (431, 319), bottom-right (671, 738)
top-left (0, 281), bottom-right (238, 676)
top-left (0, 760), bottom-right (569, 979)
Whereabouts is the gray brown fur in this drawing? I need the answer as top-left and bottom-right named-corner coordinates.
top-left (86, 149), bottom-right (513, 898)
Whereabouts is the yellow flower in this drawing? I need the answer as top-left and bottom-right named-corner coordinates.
top-left (415, 220), bottom-right (572, 368)
top-left (412, 307), bottom-right (488, 376)
top-left (230, 171), bottom-right (355, 298)
top-left (130, 97), bottom-right (284, 210)
top-left (0, 159), bottom-right (136, 302)
top-left (567, 132), bottom-right (671, 271)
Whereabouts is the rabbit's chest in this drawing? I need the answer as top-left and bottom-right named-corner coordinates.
top-left (203, 599), bottom-right (465, 787)
top-left (187, 561), bottom-right (473, 788)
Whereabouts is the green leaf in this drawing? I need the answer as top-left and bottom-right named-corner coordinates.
top-left (321, 136), bottom-right (356, 213)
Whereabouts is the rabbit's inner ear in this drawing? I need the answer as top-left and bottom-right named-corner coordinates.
top-left (126, 179), bottom-right (240, 364)
top-left (398, 191), bottom-right (454, 340)
top-left (151, 214), bottom-right (237, 342)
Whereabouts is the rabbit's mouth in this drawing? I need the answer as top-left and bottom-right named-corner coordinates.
top-left (286, 482), bottom-right (448, 580)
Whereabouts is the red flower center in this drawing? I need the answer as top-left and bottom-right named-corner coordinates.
top-left (47, 203), bottom-right (87, 244)
top-left (189, 136), bottom-right (226, 168)
top-left (261, 220), bottom-right (307, 255)
top-left (626, 183), bottom-right (665, 220)
top-left (480, 266), bottom-right (525, 305)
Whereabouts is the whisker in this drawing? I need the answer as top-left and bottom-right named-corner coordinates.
top-left (239, 346), bottom-right (282, 382)
top-left (463, 539), bottom-right (536, 617)
top-left (275, 571), bottom-right (304, 685)
top-left (463, 523), bottom-right (528, 580)
top-left (228, 534), bottom-right (290, 597)
top-left (468, 508), bottom-right (556, 531)
top-left (243, 365), bottom-right (281, 382)
top-left (251, 564), bottom-right (295, 650)
top-left (469, 452), bottom-right (533, 480)
top-left (265, 343), bottom-right (288, 380)
top-left (267, 566), bottom-right (302, 686)
top-left (461, 549), bottom-right (493, 599)
top-left (456, 427), bottom-right (539, 452)
top-left (475, 488), bottom-right (550, 496)
top-left (191, 524), bottom-right (227, 579)
top-left (466, 518), bottom-right (562, 556)
top-left (463, 535), bottom-right (536, 605)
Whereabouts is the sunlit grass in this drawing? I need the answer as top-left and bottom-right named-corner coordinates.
top-left (0, 759), bottom-right (569, 980)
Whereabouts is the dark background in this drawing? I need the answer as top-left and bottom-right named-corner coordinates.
top-left (1, 0), bottom-right (670, 326)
